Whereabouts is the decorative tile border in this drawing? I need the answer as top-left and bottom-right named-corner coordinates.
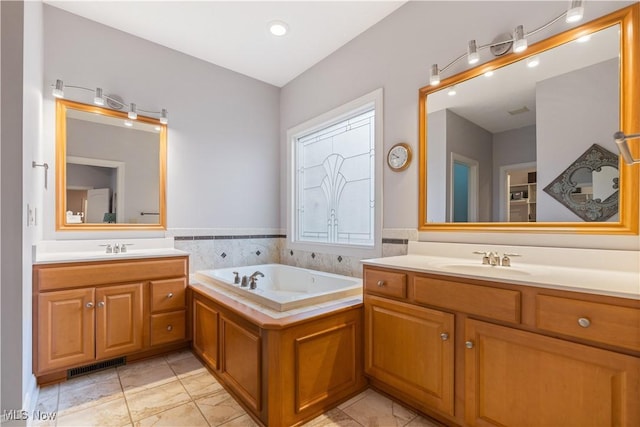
top-left (175, 234), bottom-right (286, 241)
top-left (381, 238), bottom-right (409, 245)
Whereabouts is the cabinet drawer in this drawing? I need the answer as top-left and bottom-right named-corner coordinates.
top-left (413, 276), bottom-right (521, 323)
top-left (150, 311), bottom-right (186, 346)
top-left (151, 278), bottom-right (186, 312)
top-left (364, 268), bottom-right (407, 299)
top-left (536, 295), bottom-right (640, 351)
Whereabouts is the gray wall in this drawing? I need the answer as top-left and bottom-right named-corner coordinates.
top-left (280, 0), bottom-right (637, 249)
top-left (426, 109), bottom-right (446, 222)
top-left (492, 125), bottom-right (537, 220)
top-left (536, 59), bottom-right (619, 222)
top-left (43, 5), bottom-right (281, 238)
top-left (446, 110), bottom-right (493, 222)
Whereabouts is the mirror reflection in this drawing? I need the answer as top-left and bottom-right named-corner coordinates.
top-left (425, 24), bottom-right (620, 224)
top-left (56, 100), bottom-right (166, 230)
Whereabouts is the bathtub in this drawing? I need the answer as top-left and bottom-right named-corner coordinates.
top-left (194, 264), bottom-right (362, 311)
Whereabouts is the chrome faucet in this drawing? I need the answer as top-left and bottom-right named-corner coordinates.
top-left (488, 251), bottom-right (501, 266)
top-left (113, 243), bottom-right (120, 254)
top-left (501, 253), bottom-right (521, 267)
top-left (232, 272), bottom-right (240, 284)
top-left (249, 271), bottom-right (264, 280)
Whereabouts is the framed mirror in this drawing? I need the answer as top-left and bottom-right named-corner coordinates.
top-left (55, 99), bottom-right (167, 230)
top-left (418, 4), bottom-right (639, 234)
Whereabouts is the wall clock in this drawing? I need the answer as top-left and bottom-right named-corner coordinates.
top-left (387, 143), bottom-right (412, 171)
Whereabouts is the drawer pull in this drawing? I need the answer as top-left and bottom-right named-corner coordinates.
top-left (167, 325), bottom-right (173, 331)
top-left (578, 317), bottom-right (591, 328)
top-left (377, 280), bottom-right (385, 287)
top-left (86, 302), bottom-right (94, 308)
top-left (440, 332), bottom-right (449, 341)
top-left (97, 301), bottom-right (105, 308)
top-left (167, 292), bottom-right (174, 298)
top-left (465, 340), bottom-right (474, 349)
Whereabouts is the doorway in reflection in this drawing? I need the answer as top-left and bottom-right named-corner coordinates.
top-left (451, 153), bottom-right (478, 222)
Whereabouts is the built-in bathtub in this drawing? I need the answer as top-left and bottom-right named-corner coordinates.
top-left (194, 263), bottom-right (362, 311)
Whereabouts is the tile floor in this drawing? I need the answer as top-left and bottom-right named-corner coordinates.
top-left (33, 350), bottom-right (441, 427)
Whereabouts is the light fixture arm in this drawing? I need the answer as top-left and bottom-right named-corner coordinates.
top-left (49, 81), bottom-right (168, 121)
top-left (613, 131), bottom-right (640, 165)
top-left (432, 6), bottom-right (580, 83)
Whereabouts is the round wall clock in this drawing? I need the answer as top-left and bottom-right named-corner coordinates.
top-left (387, 143), bottom-right (412, 171)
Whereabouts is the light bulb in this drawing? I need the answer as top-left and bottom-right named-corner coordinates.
top-left (447, 86), bottom-right (457, 96)
top-left (429, 64), bottom-right (440, 86)
top-left (467, 40), bottom-right (480, 65)
top-left (526, 56), bottom-right (540, 68)
top-left (160, 109), bottom-right (168, 125)
top-left (513, 25), bottom-right (527, 53)
top-left (484, 71), bottom-right (494, 77)
top-left (94, 88), bottom-right (105, 106)
top-left (566, 0), bottom-right (584, 23)
top-left (52, 79), bottom-right (64, 98)
top-left (124, 119), bottom-right (133, 127)
top-left (269, 21), bottom-right (288, 36)
top-left (128, 103), bottom-right (137, 120)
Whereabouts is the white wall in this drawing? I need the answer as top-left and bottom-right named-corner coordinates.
top-left (536, 59), bottom-right (619, 222)
top-left (280, 0), bottom-right (638, 250)
top-left (43, 5), bottom-right (281, 239)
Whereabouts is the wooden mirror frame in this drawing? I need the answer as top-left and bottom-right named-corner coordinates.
top-left (55, 99), bottom-right (167, 231)
top-left (418, 4), bottom-right (639, 234)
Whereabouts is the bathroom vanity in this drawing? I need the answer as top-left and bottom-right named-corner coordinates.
top-left (32, 248), bottom-right (190, 385)
top-left (362, 255), bottom-right (640, 427)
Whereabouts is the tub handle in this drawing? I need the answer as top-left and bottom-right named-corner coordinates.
top-left (377, 280), bottom-right (385, 287)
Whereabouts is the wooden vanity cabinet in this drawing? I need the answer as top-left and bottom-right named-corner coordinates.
top-left (363, 265), bottom-right (640, 427)
top-left (33, 256), bottom-right (189, 383)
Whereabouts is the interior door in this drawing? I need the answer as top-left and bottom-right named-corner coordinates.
top-left (86, 188), bottom-right (110, 223)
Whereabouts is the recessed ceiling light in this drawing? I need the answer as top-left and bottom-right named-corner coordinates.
top-left (447, 86), bottom-right (457, 96)
top-left (269, 21), bottom-right (288, 37)
top-left (526, 56), bottom-right (540, 68)
top-left (484, 71), bottom-right (494, 77)
top-left (577, 34), bottom-right (591, 43)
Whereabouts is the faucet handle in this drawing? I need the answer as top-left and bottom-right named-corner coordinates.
top-left (473, 251), bottom-right (490, 265)
top-left (232, 272), bottom-right (240, 284)
top-left (120, 243), bottom-right (131, 253)
top-left (100, 244), bottom-right (113, 254)
top-left (501, 253), bottom-right (521, 267)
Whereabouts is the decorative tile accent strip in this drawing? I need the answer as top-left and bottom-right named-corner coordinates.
top-left (174, 236), bottom-right (194, 241)
top-left (311, 253), bottom-right (316, 259)
top-left (290, 250), bottom-right (294, 256)
top-left (194, 236), bottom-right (215, 240)
top-left (337, 256), bottom-right (343, 262)
top-left (382, 238), bottom-right (409, 245)
top-left (220, 252), bottom-right (227, 258)
top-left (256, 250), bottom-right (261, 256)
top-left (174, 234), bottom-right (286, 240)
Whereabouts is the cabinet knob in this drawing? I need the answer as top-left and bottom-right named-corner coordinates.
top-left (377, 280), bottom-right (385, 287)
top-left (97, 301), bottom-right (105, 308)
top-left (465, 340), bottom-right (474, 349)
top-left (167, 325), bottom-right (173, 332)
top-left (440, 332), bottom-right (449, 341)
top-left (167, 292), bottom-right (174, 298)
top-left (577, 317), bottom-right (591, 328)
top-left (86, 302), bottom-right (94, 308)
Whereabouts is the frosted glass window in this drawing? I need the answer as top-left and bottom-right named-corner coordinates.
top-left (295, 108), bottom-right (375, 246)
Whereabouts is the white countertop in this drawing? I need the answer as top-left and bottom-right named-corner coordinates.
top-left (33, 238), bottom-right (189, 264)
top-left (362, 254), bottom-right (640, 300)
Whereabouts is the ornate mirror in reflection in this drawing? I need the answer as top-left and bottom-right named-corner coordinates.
top-left (418, 4), bottom-right (639, 234)
top-left (56, 99), bottom-right (167, 230)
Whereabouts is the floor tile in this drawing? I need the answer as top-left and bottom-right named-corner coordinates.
top-left (337, 389), bottom-right (374, 410)
top-left (164, 349), bottom-right (194, 364)
top-left (59, 368), bottom-right (118, 394)
top-left (167, 352), bottom-right (207, 378)
top-left (134, 401), bottom-right (209, 427)
top-left (125, 380), bottom-right (191, 421)
top-left (55, 396), bottom-right (131, 427)
top-left (303, 408), bottom-right (363, 426)
top-left (179, 370), bottom-right (224, 399)
top-left (217, 414), bottom-right (259, 427)
top-left (404, 415), bottom-right (443, 427)
top-left (34, 383), bottom-right (59, 414)
top-left (196, 390), bottom-right (246, 426)
top-left (57, 373), bottom-right (124, 415)
top-left (118, 358), bottom-right (176, 393)
top-left (342, 390), bottom-right (416, 427)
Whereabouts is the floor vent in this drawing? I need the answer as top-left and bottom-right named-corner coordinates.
top-left (67, 357), bottom-right (126, 379)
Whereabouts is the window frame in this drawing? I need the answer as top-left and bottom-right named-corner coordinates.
top-left (286, 88), bottom-right (383, 259)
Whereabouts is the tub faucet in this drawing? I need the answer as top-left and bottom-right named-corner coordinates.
top-left (488, 251), bottom-right (501, 266)
top-left (249, 271), bottom-right (264, 279)
top-left (240, 275), bottom-right (248, 287)
top-left (249, 277), bottom-right (258, 290)
top-left (232, 272), bottom-right (240, 284)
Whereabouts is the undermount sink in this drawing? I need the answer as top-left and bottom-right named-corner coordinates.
top-left (436, 263), bottom-right (532, 276)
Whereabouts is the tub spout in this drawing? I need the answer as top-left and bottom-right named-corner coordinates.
top-left (249, 271), bottom-right (264, 279)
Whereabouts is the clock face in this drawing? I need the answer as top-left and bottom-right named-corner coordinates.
top-left (388, 143), bottom-right (411, 170)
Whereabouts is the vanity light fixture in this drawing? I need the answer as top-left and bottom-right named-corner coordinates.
top-left (467, 40), bottom-right (480, 64)
top-left (52, 79), bottom-right (64, 98)
top-left (566, 0), bottom-right (585, 23)
top-left (427, 1), bottom-right (586, 86)
top-left (513, 25), bottom-right (528, 53)
top-left (49, 79), bottom-right (168, 124)
top-left (429, 64), bottom-right (441, 86)
top-left (128, 103), bottom-right (138, 120)
top-left (269, 20), bottom-right (288, 36)
top-left (94, 88), bottom-right (105, 106)
top-left (613, 131), bottom-right (640, 164)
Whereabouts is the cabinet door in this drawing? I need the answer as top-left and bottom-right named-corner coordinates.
top-left (464, 319), bottom-right (640, 427)
top-left (37, 288), bottom-right (95, 373)
top-left (365, 295), bottom-right (454, 416)
top-left (193, 296), bottom-right (219, 370)
top-left (220, 314), bottom-right (262, 413)
top-left (95, 283), bottom-right (144, 359)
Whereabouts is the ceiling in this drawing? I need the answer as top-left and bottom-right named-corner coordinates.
top-left (45, 0), bottom-right (406, 87)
